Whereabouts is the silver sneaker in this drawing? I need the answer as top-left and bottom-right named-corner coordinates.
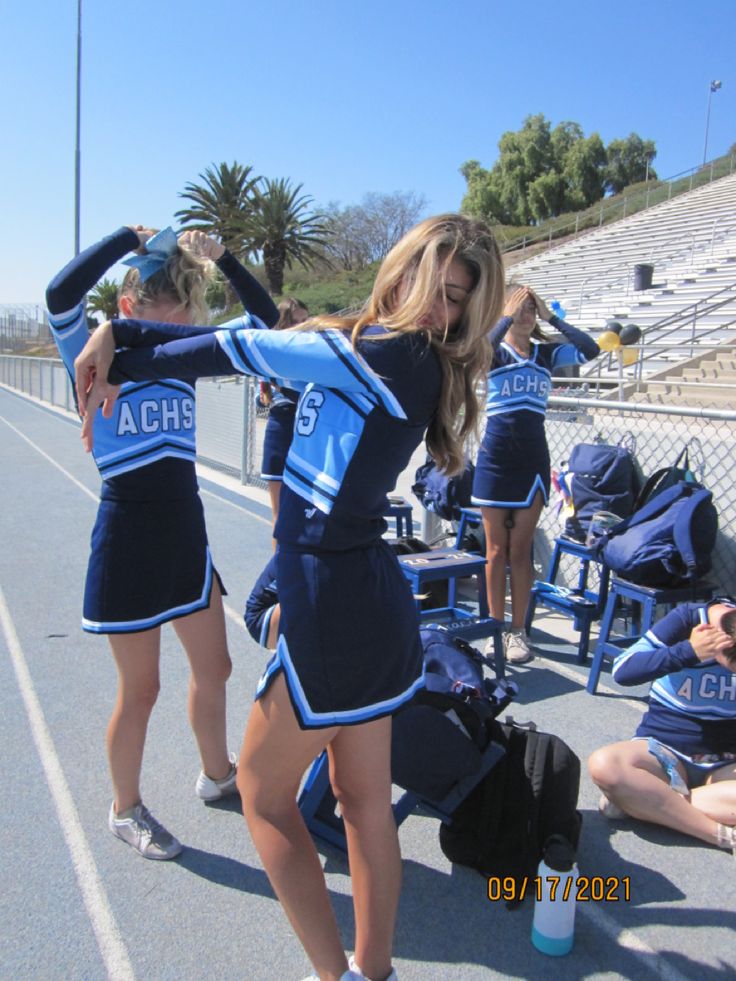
top-left (108, 802), bottom-right (183, 860)
top-left (195, 751), bottom-right (238, 801)
top-left (504, 628), bottom-right (534, 665)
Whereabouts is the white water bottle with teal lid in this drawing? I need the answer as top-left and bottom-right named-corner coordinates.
top-left (531, 834), bottom-right (577, 956)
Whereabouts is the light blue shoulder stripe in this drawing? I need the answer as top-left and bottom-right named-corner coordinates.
top-left (329, 331), bottom-right (407, 420)
top-left (612, 631), bottom-right (659, 676)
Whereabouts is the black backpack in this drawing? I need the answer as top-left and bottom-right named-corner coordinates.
top-left (562, 439), bottom-right (639, 542)
top-left (438, 718), bottom-right (583, 905)
top-left (634, 443), bottom-right (702, 512)
top-left (594, 481), bottom-right (718, 588)
top-left (391, 627), bottom-right (517, 806)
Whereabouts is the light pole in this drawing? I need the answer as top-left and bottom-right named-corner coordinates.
top-left (703, 79), bottom-right (722, 166)
top-left (74, 0), bottom-right (82, 255)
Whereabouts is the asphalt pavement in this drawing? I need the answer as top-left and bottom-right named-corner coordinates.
top-left (1, 384), bottom-right (733, 981)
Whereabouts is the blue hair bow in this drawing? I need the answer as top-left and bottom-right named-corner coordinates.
top-left (122, 227), bottom-right (179, 283)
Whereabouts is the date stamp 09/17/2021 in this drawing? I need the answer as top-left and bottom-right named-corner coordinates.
top-left (487, 876), bottom-right (631, 904)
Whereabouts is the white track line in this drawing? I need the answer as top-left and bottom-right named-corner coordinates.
top-left (1, 412), bottom-right (258, 636)
top-left (579, 903), bottom-right (692, 981)
top-left (200, 487), bottom-right (272, 527)
top-left (0, 587), bottom-right (135, 980)
top-left (1, 414), bottom-right (97, 502)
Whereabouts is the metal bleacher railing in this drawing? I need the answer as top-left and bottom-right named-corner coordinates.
top-left (499, 152), bottom-right (736, 259)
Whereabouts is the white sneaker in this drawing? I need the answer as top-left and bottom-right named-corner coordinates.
top-left (598, 794), bottom-right (627, 820)
top-left (108, 802), bottom-right (183, 860)
top-left (504, 628), bottom-right (534, 665)
top-left (349, 955), bottom-right (398, 981)
top-left (195, 751), bottom-right (238, 801)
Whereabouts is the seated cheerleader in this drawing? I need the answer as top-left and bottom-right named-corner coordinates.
top-left (588, 598), bottom-right (736, 854)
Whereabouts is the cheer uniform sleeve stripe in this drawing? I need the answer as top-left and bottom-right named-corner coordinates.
top-left (110, 324), bottom-right (407, 419)
top-left (612, 607), bottom-right (703, 685)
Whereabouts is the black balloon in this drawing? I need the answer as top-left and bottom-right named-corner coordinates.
top-left (605, 321), bottom-right (623, 335)
top-left (620, 324), bottom-right (642, 346)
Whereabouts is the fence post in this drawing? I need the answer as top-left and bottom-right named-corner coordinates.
top-left (241, 378), bottom-right (250, 485)
top-left (599, 202), bottom-right (604, 226)
top-left (575, 214), bottom-right (579, 236)
top-left (623, 196), bottom-right (627, 219)
top-left (668, 181), bottom-right (673, 199)
top-left (710, 161), bottom-right (714, 182)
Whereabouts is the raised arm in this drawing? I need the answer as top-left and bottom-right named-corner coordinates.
top-left (611, 605), bottom-right (733, 685)
top-left (46, 226), bottom-right (141, 315)
top-left (530, 289), bottom-right (599, 363)
top-left (178, 230), bottom-right (278, 326)
top-left (75, 320), bottom-right (410, 449)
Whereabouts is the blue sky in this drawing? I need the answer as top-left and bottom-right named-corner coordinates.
top-left (1, 0), bottom-right (733, 304)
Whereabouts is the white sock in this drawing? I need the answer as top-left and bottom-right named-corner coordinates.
top-left (716, 823), bottom-right (736, 850)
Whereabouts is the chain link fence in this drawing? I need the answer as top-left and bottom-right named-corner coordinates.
top-left (542, 398), bottom-right (736, 596)
top-left (4, 355), bottom-right (735, 595)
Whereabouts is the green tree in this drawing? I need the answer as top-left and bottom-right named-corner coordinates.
top-left (87, 278), bottom-right (119, 322)
top-left (176, 161), bottom-right (260, 258)
top-left (605, 135), bottom-right (657, 194)
top-left (248, 178), bottom-right (329, 295)
top-left (462, 117), bottom-right (655, 224)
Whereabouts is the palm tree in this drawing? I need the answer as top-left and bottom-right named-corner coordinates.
top-left (176, 161), bottom-right (260, 259)
top-left (87, 278), bottom-right (119, 322)
top-left (248, 178), bottom-right (329, 295)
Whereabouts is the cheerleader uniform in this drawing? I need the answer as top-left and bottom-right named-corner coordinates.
top-left (472, 315), bottom-right (599, 509)
top-left (45, 227), bottom-right (277, 634)
top-left (105, 320), bottom-right (442, 728)
top-left (260, 386), bottom-right (298, 481)
top-left (612, 601), bottom-right (736, 784)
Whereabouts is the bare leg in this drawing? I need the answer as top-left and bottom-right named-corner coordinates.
top-left (329, 717), bottom-right (399, 981)
top-left (589, 741), bottom-right (728, 845)
top-left (107, 629), bottom-right (161, 813)
top-left (238, 675), bottom-right (347, 981)
top-left (480, 506), bottom-right (510, 621)
top-left (691, 762), bottom-right (736, 825)
top-left (506, 493), bottom-right (544, 629)
top-left (173, 578), bottom-right (232, 780)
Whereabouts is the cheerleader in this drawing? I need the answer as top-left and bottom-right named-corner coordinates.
top-left (46, 225), bottom-right (277, 860)
top-left (74, 214), bottom-right (504, 981)
top-left (472, 285), bottom-right (599, 664)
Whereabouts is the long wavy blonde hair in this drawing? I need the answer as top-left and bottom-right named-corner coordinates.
top-left (119, 246), bottom-right (212, 324)
top-left (293, 214), bottom-right (504, 474)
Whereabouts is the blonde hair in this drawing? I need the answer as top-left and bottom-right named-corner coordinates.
top-left (294, 214), bottom-right (504, 474)
top-left (119, 244), bottom-right (212, 324)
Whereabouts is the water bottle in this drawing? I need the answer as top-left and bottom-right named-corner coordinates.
top-left (531, 835), bottom-right (577, 956)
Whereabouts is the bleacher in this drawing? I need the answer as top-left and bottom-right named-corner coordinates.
top-left (505, 173), bottom-right (736, 391)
